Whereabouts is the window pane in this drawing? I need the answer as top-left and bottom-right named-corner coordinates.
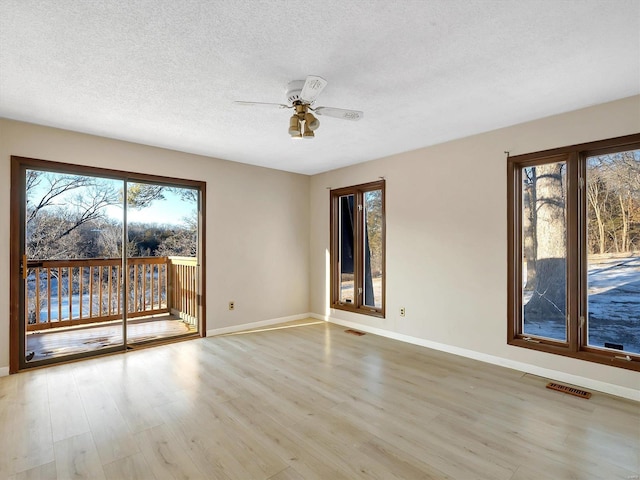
top-left (363, 190), bottom-right (383, 308)
top-left (339, 194), bottom-right (355, 304)
top-left (586, 149), bottom-right (640, 355)
top-left (521, 162), bottom-right (567, 341)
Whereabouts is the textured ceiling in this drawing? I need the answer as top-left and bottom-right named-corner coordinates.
top-left (1, 1), bottom-right (639, 175)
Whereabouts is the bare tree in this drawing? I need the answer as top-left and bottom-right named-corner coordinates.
top-left (126, 184), bottom-right (198, 209)
top-left (587, 151), bottom-right (640, 254)
top-left (26, 172), bottom-right (198, 260)
top-left (126, 183), bottom-right (166, 209)
top-left (26, 171), bottom-right (120, 259)
top-left (524, 162), bottom-right (567, 322)
top-left (26, 171), bottom-right (95, 224)
top-left (586, 167), bottom-right (610, 254)
top-left (522, 168), bottom-right (537, 287)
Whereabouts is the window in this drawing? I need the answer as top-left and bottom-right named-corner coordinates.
top-left (508, 134), bottom-right (640, 371)
top-left (331, 180), bottom-right (385, 317)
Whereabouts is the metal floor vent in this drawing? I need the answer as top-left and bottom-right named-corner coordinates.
top-left (546, 382), bottom-right (592, 399)
top-left (345, 329), bottom-right (366, 336)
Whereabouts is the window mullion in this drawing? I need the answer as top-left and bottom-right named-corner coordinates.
top-left (576, 153), bottom-right (589, 353)
top-left (566, 152), bottom-right (580, 352)
top-left (355, 190), bottom-right (364, 309)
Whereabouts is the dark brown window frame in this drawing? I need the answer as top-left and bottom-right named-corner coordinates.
top-left (10, 156), bottom-right (207, 374)
top-left (330, 180), bottom-right (386, 318)
top-left (507, 133), bottom-right (640, 371)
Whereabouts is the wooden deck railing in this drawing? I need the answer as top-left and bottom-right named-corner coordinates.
top-left (167, 256), bottom-right (198, 326)
top-left (25, 256), bottom-right (196, 331)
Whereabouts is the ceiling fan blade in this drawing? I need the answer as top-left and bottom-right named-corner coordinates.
top-left (233, 101), bottom-right (290, 109)
top-left (300, 75), bottom-right (327, 104)
top-left (313, 106), bottom-right (363, 121)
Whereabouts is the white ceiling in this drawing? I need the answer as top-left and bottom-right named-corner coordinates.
top-left (1, 1), bottom-right (639, 175)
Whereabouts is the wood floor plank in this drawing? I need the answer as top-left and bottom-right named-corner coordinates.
top-left (76, 382), bottom-right (140, 465)
top-left (509, 458), bottom-right (610, 480)
top-left (357, 436), bottom-right (452, 480)
top-left (10, 394), bottom-right (55, 474)
top-left (54, 431), bottom-right (106, 480)
top-left (563, 427), bottom-right (640, 475)
top-left (218, 396), bottom-right (353, 480)
top-left (70, 359), bottom-right (106, 388)
top-left (0, 372), bottom-right (19, 402)
top-left (209, 411), bottom-right (289, 479)
top-left (291, 412), bottom-right (420, 480)
top-left (105, 382), bottom-right (165, 434)
top-left (13, 461), bottom-right (57, 480)
top-left (472, 402), bottom-right (639, 479)
top-left (103, 452), bottom-right (156, 480)
top-left (327, 398), bottom-right (514, 480)
top-left (47, 367), bottom-right (90, 442)
top-left (154, 400), bottom-right (250, 479)
top-left (134, 423), bottom-right (209, 480)
top-left (267, 466), bottom-right (306, 480)
top-left (0, 397), bottom-right (17, 478)
top-left (147, 409), bottom-right (232, 479)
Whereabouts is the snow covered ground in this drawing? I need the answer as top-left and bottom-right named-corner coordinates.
top-left (586, 255), bottom-right (640, 354)
top-left (524, 255), bottom-right (639, 354)
top-left (29, 278), bottom-right (164, 326)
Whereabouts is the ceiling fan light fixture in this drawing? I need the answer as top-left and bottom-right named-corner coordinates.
top-left (288, 115), bottom-right (301, 136)
top-left (304, 112), bottom-right (320, 131)
top-left (302, 123), bottom-right (315, 139)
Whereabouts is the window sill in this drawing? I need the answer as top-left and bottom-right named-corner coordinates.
top-left (332, 303), bottom-right (385, 319)
top-left (508, 337), bottom-right (640, 372)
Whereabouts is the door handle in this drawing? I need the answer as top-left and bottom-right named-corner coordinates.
top-left (22, 254), bottom-right (27, 280)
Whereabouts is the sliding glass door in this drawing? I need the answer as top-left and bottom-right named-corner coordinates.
top-left (125, 181), bottom-right (200, 346)
top-left (11, 157), bottom-right (205, 371)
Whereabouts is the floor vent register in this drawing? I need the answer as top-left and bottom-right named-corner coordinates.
top-left (345, 329), bottom-right (366, 336)
top-left (546, 382), bottom-right (592, 399)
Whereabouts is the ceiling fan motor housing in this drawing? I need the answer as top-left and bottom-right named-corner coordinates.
top-left (286, 80), bottom-right (307, 105)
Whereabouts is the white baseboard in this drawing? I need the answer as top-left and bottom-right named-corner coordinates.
top-left (207, 313), bottom-right (313, 337)
top-left (0, 366), bottom-right (9, 377)
top-left (311, 313), bottom-right (640, 402)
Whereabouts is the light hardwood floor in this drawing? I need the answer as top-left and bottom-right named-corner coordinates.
top-left (0, 319), bottom-right (638, 479)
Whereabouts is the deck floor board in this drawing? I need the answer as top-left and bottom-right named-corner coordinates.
top-left (26, 314), bottom-right (196, 361)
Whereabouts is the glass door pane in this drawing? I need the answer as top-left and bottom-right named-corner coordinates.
top-left (125, 182), bottom-right (199, 344)
top-left (24, 169), bottom-right (124, 364)
top-left (586, 149), bottom-right (640, 355)
top-left (338, 194), bottom-right (355, 304)
top-left (363, 189), bottom-right (383, 309)
top-left (521, 161), bottom-right (568, 341)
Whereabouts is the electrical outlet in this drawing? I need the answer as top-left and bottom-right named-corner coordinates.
top-left (229, 301), bottom-right (235, 311)
top-left (400, 307), bottom-right (406, 317)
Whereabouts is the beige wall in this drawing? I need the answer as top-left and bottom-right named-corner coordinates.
top-left (309, 96), bottom-right (640, 396)
top-left (0, 119), bottom-right (310, 370)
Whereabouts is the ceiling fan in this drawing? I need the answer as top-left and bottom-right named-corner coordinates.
top-left (234, 75), bottom-right (363, 139)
